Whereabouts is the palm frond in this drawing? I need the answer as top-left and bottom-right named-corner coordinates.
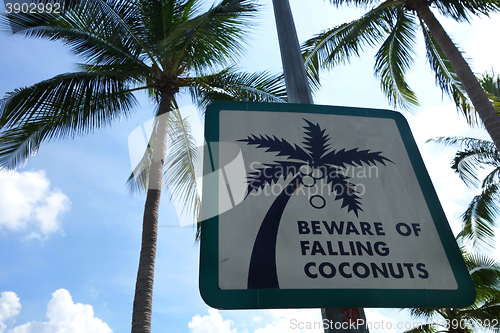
top-left (326, 0), bottom-right (384, 8)
top-left (126, 113), bottom-right (161, 194)
top-left (464, 250), bottom-right (500, 290)
top-left (2, 0), bottom-right (153, 70)
top-left (162, 0), bottom-right (257, 73)
top-left (0, 72), bottom-right (138, 169)
top-left (430, 136), bottom-right (500, 187)
top-left (479, 70), bottom-right (500, 113)
top-left (188, 67), bottom-right (288, 108)
top-left (428, 136), bottom-right (498, 151)
top-left (434, 0), bottom-right (500, 22)
top-left (420, 18), bottom-right (475, 124)
top-left (458, 184), bottom-right (500, 248)
top-left (406, 307), bottom-right (441, 319)
top-left (482, 166), bottom-right (500, 188)
top-left (164, 108), bottom-right (201, 228)
top-left (302, 1), bottom-right (396, 82)
top-left (374, 6), bottom-right (419, 111)
top-left (479, 71), bottom-right (500, 98)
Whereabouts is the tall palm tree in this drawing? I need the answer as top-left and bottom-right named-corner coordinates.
top-left (404, 249), bottom-right (500, 333)
top-left (239, 118), bottom-right (391, 289)
top-left (0, 1), bottom-right (288, 332)
top-left (302, 0), bottom-right (500, 153)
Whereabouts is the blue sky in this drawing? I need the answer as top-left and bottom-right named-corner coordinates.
top-left (0, 1), bottom-right (499, 332)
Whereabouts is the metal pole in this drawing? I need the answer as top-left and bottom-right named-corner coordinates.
top-left (271, 0), bottom-right (369, 331)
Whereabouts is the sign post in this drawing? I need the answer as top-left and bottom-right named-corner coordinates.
top-left (271, 0), bottom-right (366, 330)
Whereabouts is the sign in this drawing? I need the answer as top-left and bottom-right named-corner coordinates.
top-left (199, 101), bottom-right (475, 309)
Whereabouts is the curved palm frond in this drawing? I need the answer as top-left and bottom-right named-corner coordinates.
top-left (434, 0), bottom-right (500, 22)
top-left (326, 0), bottom-right (384, 8)
top-left (164, 108), bottom-right (201, 227)
top-left (479, 71), bottom-right (500, 112)
top-left (429, 136), bottom-right (500, 187)
top-left (0, 72), bottom-right (138, 169)
top-left (188, 67), bottom-right (288, 108)
top-left (374, 6), bottom-right (419, 111)
top-left (302, 0), bottom-right (396, 71)
top-left (162, 0), bottom-right (257, 74)
top-left (126, 104), bottom-right (202, 235)
top-left (458, 183), bottom-right (500, 248)
top-left (420, 18), bottom-right (474, 124)
top-left (429, 136), bottom-right (500, 247)
top-left (465, 251), bottom-right (500, 290)
top-left (3, 0), bottom-right (152, 70)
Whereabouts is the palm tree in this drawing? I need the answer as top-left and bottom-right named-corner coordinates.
top-left (404, 249), bottom-right (500, 333)
top-left (239, 118), bottom-right (391, 289)
top-left (302, 0), bottom-right (500, 153)
top-left (0, 1), bottom-right (288, 332)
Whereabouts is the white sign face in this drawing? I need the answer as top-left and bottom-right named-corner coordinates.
top-left (199, 102), bottom-right (475, 309)
top-left (217, 110), bottom-right (455, 290)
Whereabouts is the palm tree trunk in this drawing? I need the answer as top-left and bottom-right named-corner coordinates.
top-left (248, 175), bottom-right (302, 289)
top-left (131, 90), bottom-right (172, 333)
top-left (413, 0), bottom-right (500, 152)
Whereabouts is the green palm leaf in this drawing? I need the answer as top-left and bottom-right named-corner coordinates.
top-left (164, 108), bottom-right (201, 229)
top-left (188, 67), bottom-right (288, 108)
top-left (429, 136), bottom-right (500, 247)
top-left (430, 136), bottom-right (500, 187)
top-left (479, 71), bottom-right (500, 112)
top-left (162, 0), bottom-right (257, 73)
top-left (0, 72), bottom-right (138, 169)
top-left (458, 183), bottom-right (500, 248)
top-left (434, 0), bottom-right (500, 22)
top-left (302, 1), bottom-right (394, 72)
top-left (3, 0), bottom-right (153, 69)
top-left (374, 6), bottom-right (418, 111)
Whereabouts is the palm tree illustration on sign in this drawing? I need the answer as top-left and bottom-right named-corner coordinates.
top-left (238, 118), bottom-right (393, 289)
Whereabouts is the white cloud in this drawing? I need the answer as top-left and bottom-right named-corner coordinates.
top-left (188, 309), bottom-right (237, 333)
top-left (0, 170), bottom-right (70, 239)
top-left (0, 292), bottom-right (21, 333)
top-left (2, 289), bottom-right (111, 333)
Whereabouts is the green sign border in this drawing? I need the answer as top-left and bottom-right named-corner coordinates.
top-left (199, 101), bottom-right (475, 309)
